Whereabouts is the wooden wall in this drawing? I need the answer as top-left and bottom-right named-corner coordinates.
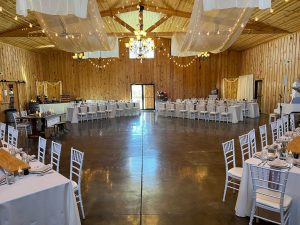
top-left (40, 38), bottom-right (241, 101)
top-left (0, 42), bottom-right (43, 120)
top-left (241, 32), bottom-right (300, 114)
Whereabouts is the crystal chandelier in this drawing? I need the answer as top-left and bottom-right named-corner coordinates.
top-left (125, 5), bottom-right (155, 62)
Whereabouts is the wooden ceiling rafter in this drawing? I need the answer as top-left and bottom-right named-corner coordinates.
top-left (112, 16), bottom-right (135, 33)
top-left (146, 15), bottom-right (170, 33)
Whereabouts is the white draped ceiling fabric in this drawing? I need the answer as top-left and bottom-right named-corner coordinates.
top-left (84, 37), bottom-right (120, 58)
top-left (172, 0), bottom-right (271, 56)
top-left (17, 0), bottom-right (116, 53)
top-left (16, 0), bottom-right (88, 18)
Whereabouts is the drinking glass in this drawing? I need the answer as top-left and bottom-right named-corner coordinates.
top-left (5, 171), bottom-right (15, 185)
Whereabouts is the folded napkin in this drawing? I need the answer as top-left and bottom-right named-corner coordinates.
top-left (254, 152), bottom-right (275, 160)
top-left (29, 164), bottom-right (52, 174)
top-left (268, 159), bottom-right (288, 168)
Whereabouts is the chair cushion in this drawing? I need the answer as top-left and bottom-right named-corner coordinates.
top-left (256, 188), bottom-right (292, 210)
top-left (97, 111), bottom-right (106, 113)
top-left (78, 113), bottom-right (86, 116)
top-left (190, 110), bottom-right (198, 113)
top-left (209, 112), bottom-right (219, 115)
top-left (228, 167), bottom-right (243, 179)
top-left (180, 110), bottom-right (188, 112)
top-left (221, 112), bottom-right (230, 116)
top-left (168, 109), bottom-right (175, 111)
top-left (71, 180), bottom-right (78, 191)
top-left (200, 111), bottom-right (208, 114)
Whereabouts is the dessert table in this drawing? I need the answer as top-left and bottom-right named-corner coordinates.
top-left (235, 157), bottom-right (300, 225)
top-left (0, 160), bottom-right (81, 225)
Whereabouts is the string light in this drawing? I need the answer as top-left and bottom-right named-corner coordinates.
top-left (88, 58), bottom-right (116, 70)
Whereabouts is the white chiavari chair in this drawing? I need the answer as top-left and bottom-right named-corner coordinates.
top-left (97, 104), bottom-right (107, 120)
top-left (87, 105), bottom-right (97, 121)
top-left (282, 115), bottom-right (289, 134)
top-left (167, 103), bottom-right (176, 118)
top-left (290, 113), bottom-right (295, 131)
top-left (259, 124), bottom-right (268, 149)
top-left (277, 118), bottom-right (284, 138)
top-left (70, 148), bottom-right (85, 219)
top-left (239, 133), bottom-right (251, 165)
top-left (198, 104), bottom-right (209, 121)
top-left (270, 121), bottom-right (278, 143)
top-left (222, 139), bottom-right (243, 202)
top-left (249, 165), bottom-right (292, 225)
top-left (116, 103), bottom-right (124, 117)
top-left (13, 112), bottom-right (31, 137)
top-left (0, 122), bottom-right (6, 141)
top-left (219, 106), bottom-right (232, 123)
top-left (158, 104), bottom-right (167, 117)
top-left (78, 106), bottom-right (87, 122)
top-left (208, 104), bottom-right (220, 122)
top-left (179, 105), bottom-right (188, 119)
top-left (50, 141), bottom-right (62, 172)
top-left (38, 136), bottom-right (47, 164)
top-left (248, 129), bottom-right (257, 156)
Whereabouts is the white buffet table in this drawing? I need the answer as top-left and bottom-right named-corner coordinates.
top-left (0, 161), bottom-right (81, 225)
top-left (39, 103), bottom-right (75, 114)
top-left (235, 158), bottom-right (300, 225)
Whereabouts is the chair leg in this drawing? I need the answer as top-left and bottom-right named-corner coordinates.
top-left (249, 201), bottom-right (256, 225)
top-left (222, 177), bottom-right (228, 202)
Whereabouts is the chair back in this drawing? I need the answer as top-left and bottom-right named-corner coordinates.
top-left (12, 112), bottom-right (21, 127)
top-left (277, 119), bottom-right (284, 138)
top-left (248, 129), bottom-right (257, 156)
top-left (8, 126), bottom-right (18, 148)
top-left (50, 141), bottom-right (62, 172)
top-left (0, 122), bottom-right (6, 141)
top-left (239, 133), bottom-right (251, 164)
top-left (207, 104), bottom-right (215, 112)
top-left (38, 136), bottom-right (47, 164)
top-left (270, 121), bottom-right (278, 143)
top-left (290, 113), bottom-right (295, 131)
top-left (70, 148), bottom-right (84, 189)
top-left (249, 165), bottom-right (289, 212)
top-left (259, 124), bottom-right (268, 148)
top-left (20, 111), bottom-right (28, 117)
top-left (282, 115), bottom-right (289, 134)
top-left (222, 139), bottom-right (236, 172)
top-left (79, 106), bottom-right (87, 114)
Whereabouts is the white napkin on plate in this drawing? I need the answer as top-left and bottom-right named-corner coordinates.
top-left (29, 164), bottom-right (52, 174)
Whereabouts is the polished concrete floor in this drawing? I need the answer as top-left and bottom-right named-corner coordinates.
top-left (28, 112), bottom-right (272, 225)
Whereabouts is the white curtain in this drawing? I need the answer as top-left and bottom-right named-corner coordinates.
top-left (203, 0), bottom-right (271, 11)
top-left (16, 0), bottom-right (88, 18)
top-left (173, 0), bottom-right (270, 55)
top-left (237, 74), bottom-right (254, 100)
top-left (84, 37), bottom-right (119, 58)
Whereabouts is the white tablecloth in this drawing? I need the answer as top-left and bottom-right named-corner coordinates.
top-left (248, 103), bottom-right (260, 118)
top-left (235, 158), bottom-right (300, 225)
top-left (228, 105), bottom-right (243, 123)
top-left (39, 103), bottom-right (74, 114)
top-left (0, 161), bottom-right (81, 225)
top-left (67, 107), bottom-right (79, 123)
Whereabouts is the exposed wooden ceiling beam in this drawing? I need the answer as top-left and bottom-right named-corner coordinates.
top-left (100, 4), bottom-right (191, 18)
top-left (243, 21), bottom-right (290, 34)
top-left (112, 16), bottom-right (135, 33)
top-left (146, 15), bottom-right (170, 33)
top-left (0, 26), bottom-right (42, 37)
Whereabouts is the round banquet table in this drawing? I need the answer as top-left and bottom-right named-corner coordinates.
top-left (228, 105), bottom-right (243, 123)
top-left (287, 136), bottom-right (300, 154)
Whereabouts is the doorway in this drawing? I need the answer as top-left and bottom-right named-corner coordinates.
top-left (131, 84), bottom-right (155, 110)
top-left (254, 80), bottom-right (263, 112)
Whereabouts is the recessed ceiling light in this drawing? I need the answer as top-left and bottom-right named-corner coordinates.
top-left (36, 45), bottom-right (55, 49)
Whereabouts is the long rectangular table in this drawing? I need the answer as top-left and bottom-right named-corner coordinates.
top-left (0, 160), bottom-right (81, 225)
top-left (235, 158), bottom-right (300, 225)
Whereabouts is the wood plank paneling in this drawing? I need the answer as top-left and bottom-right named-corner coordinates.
top-left (0, 41), bottom-right (43, 120)
top-left (39, 38), bottom-right (241, 102)
top-left (241, 32), bottom-right (300, 114)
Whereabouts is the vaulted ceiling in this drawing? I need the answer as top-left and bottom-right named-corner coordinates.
top-left (0, 0), bottom-right (299, 53)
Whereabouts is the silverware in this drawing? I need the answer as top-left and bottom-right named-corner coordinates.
top-left (37, 170), bottom-right (54, 176)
